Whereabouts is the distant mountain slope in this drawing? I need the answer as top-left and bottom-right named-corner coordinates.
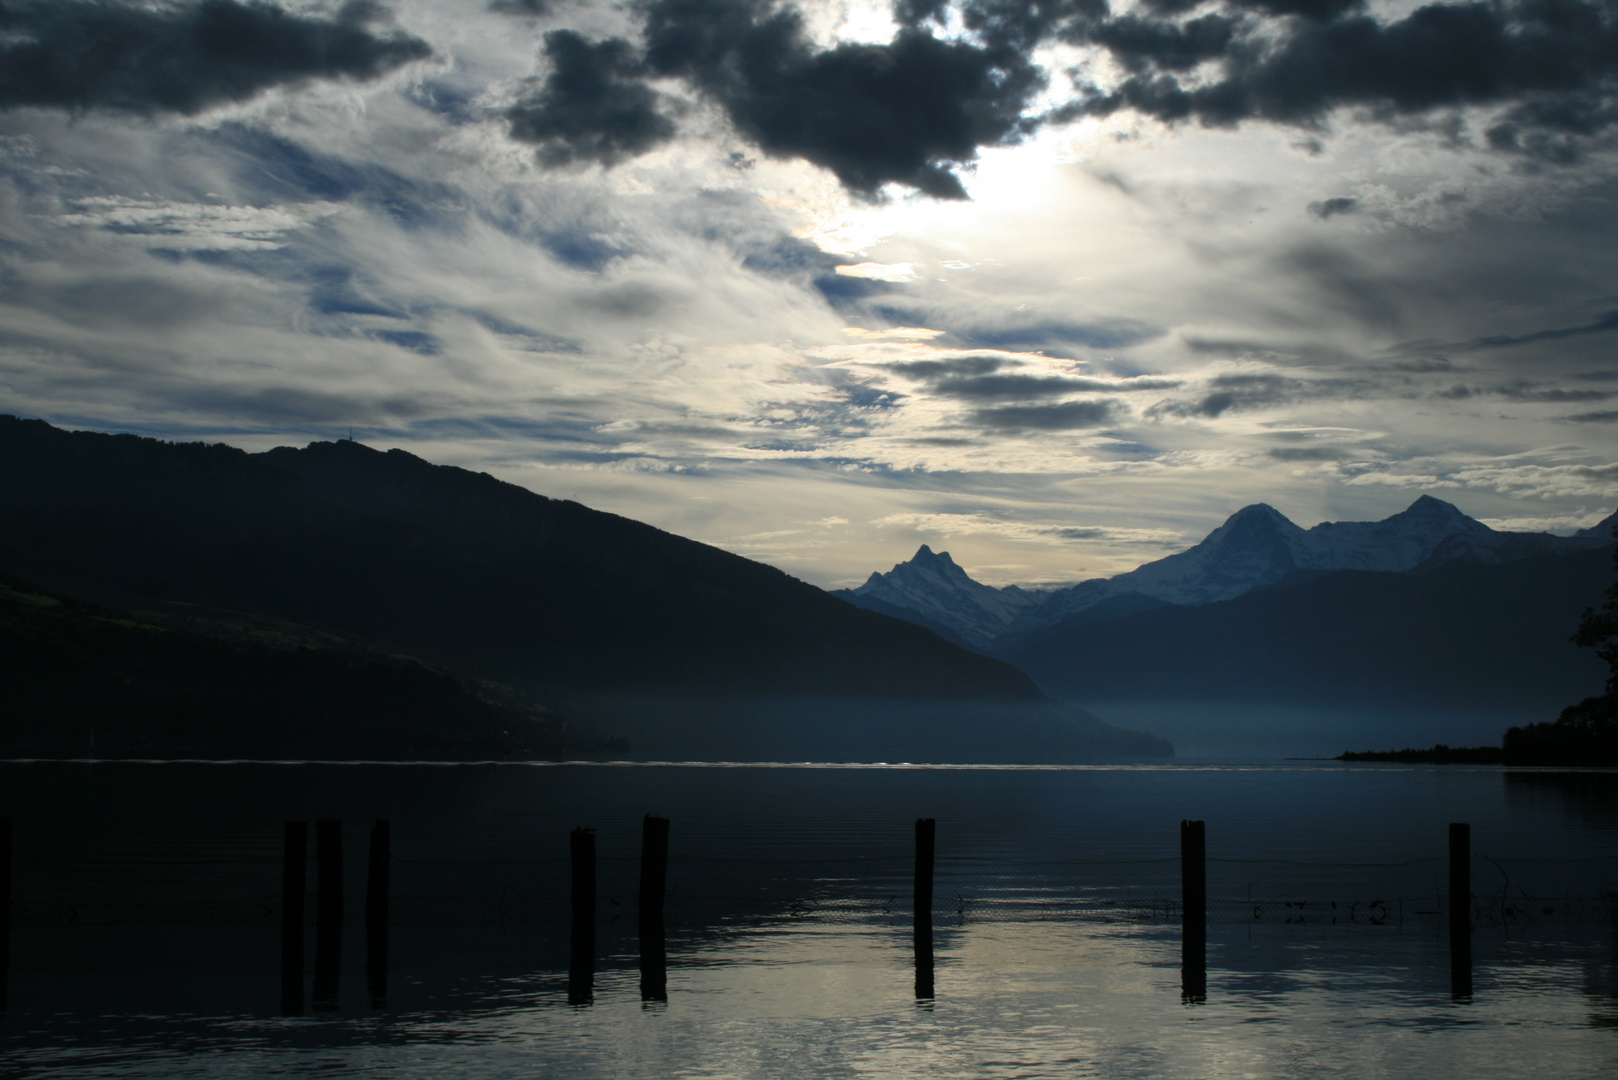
top-left (1002, 548), bottom-right (1612, 714)
top-left (0, 569), bottom-right (612, 760)
top-left (0, 415), bottom-right (1042, 706)
top-left (842, 497), bottom-right (1609, 650)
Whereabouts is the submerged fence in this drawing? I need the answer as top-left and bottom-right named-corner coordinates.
top-left (4, 815), bottom-right (1618, 1010)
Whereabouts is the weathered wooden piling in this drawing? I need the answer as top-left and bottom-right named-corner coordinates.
top-left (280, 821), bottom-right (307, 1015)
top-left (639, 815), bottom-right (670, 1002)
top-left (914, 818), bottom-right (936, 1000)
top-left (1181, 819), bottom-right (1206, 1002)
top-left (1449, 822), bottom-right (1472, 1000)
top-left (569, 826), bottom-right (596, 1006)
top-left (365, 819), bottom-right (390, 1008)
top-left (312, 819), bottom-right (343, 1009)
top-left (1, 817), bottom-right (11, 1013)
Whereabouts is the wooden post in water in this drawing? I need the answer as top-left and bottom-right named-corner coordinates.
top-left (569, 827), bottom-right (596, 1006)
top-left (1181, 819), bottom-right (1206, 1002)
top-left (914, 818), bottom-right (936, 1000)
top-left (280, 821), bottom-right (307, 1016)
top-left (1, 817), bottom-right (12, 1014)
top-left (639, 815), bottom-right (670, 1002)
top-left (312, 819), bottom-right (343, 1010)
top-left (1449, 822), bottom-right (1472, 1000)
top-left (365, 819), bottom-right (390, 1008)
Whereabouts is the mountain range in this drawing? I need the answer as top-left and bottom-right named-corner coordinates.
top-left (836, 496), bottom-right (1614, 651)
top-left (834, 497), bottom-right (1615, 750)
top-left (0, 415), bottom-right (1170, 762)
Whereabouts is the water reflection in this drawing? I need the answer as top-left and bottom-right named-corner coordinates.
top-left (3, 762), bottom-right (1618, 1078)
top-left (312, 819), bottom-right (343, 1010)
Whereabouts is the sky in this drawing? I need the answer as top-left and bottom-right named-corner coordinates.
top-left (3, 0), bottom-right (1618, 589)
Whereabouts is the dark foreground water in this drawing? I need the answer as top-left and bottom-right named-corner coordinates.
top-left (2, 760), bottom-right (1617, 1078)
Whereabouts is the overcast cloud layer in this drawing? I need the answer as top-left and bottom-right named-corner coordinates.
top-left (2, 0), bottom-right (1618, 587)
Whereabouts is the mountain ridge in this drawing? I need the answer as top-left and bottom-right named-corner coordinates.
top-left (0, 414), bottom-right (1172, 762)
top-left (836, 497), bottom-right (1612, 649)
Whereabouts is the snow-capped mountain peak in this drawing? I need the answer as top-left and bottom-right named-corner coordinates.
top-left (850, 544), bottom-right (1040, 648)
top-left (836, 496), bottom-right (1611, 650)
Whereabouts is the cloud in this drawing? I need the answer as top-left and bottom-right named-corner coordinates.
top-left (58, 195), bottom-right (330, 250)
top-left (877, 354), bottom-right (1182, 402)
top-left (1055, 0), bottom-right (1618, 160)
top-left (1464, 308), bottom-right (1618, 349)
top-left (835, 262), bottom-right (917, 282)
top-left (973, 399), bottom-right (1122, 430)
top-left (946, 319), bottom-right (1165, 352)
top-left (0, 1), bottom-right (430, 116)
top-left (642, 0), bottom-right (1047, 199)
top-left (1308, 196), bottom-right (1358, 219)
top-left (506, 30), bottom-right (678, 167)
top-left (1145, 368), bottom-right (1382, 420)
top-left (1495, 381), bottom-right (1618, 403)
top-left (872, 510), bottom-right (1188, 548)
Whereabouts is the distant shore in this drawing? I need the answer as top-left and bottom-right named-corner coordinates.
top-left (1337, 744), bottom-right (1504, 764)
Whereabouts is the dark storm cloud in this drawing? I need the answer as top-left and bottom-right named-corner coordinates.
top-left (1060, 0), bottom-right (1618, 153)
top-left (1086, 13), bottom-right (1237, 73)
top-left (973, 399), bottom-right (1123, 429)
top-left (1564, 409), bottom-right (1618, 422)
top-left (490, 0), bottom-right (553, 13)
top-left (0, 1), bottom-right (430, 115)
top-left (503, 0), bottom-right (1618, 196)
top-left (640, 0), bottom-right (1046, 198)
top-left (506, 30), bottom-right (678, 167)
top-left (507, 0), bottom-right (1046, 197)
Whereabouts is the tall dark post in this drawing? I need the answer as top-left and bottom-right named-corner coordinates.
top-left (1, 817), bottom-right (12, 1014)
top-left (1449, 822), bottom-right (1472, 1000)
top-left (312, 819), bottom-right (343, 1010)
top-left (639, 815), bottom-right (670, 1002)
top-left (280, 821), bottom-right (307, 1016)
top-left (365, 819), bottom-right (390, 1008)
top-left (1181, 819), bottom-right (1206, 1002)
top-left (914, 818), bottom-right (936, 1000)
top-left (569, 827), bottom-right (596, 1006)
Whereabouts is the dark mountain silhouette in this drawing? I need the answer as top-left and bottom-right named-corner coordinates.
top-left (1001, 548), bottom-right (1612, 716)
top-left (0, 569), bottom-right (614, 760)
top-left (0, 415), bottom-right (1169, 760)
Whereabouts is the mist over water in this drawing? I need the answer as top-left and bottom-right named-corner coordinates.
top-left (3, 760), bottom-right (1616, 1078)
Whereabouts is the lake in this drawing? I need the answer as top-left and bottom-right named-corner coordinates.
top-left (2, 760), bottom-right (1616, 1078)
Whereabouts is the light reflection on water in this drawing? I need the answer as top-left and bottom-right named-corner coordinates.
top-left (2, 761), bottom-right (1617, 1077)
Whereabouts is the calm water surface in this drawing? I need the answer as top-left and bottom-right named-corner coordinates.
top-left (2, 761), bottom-right (1616, 1078)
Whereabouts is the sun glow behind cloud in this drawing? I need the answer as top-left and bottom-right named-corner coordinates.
top-left (0, 0), bottom-right (1616, 588)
